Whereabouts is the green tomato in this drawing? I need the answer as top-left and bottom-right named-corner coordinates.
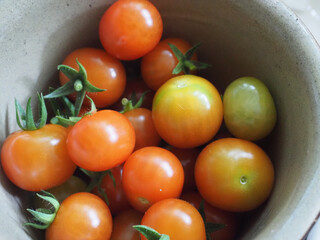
top-left (223, 77), bottom-right (277, 141)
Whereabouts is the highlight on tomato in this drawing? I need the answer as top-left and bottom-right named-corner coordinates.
top-left (195, 138), bottom-right (275, 212)
top-left (59, 48), bottom-right (126, 108)
top-left (99, 0), bottom-right (163, 60)
top-left (152, 75), bottom-right (223, 148)
top-left (67, 109), bottom-right (136, 172)
top-left (122, 146), bottom-right (184, 212)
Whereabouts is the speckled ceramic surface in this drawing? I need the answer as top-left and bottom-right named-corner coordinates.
top-left (1, 0), bottom-right (320, 239)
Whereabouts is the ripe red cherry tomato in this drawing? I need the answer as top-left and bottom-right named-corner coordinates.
top-left (181, 191), bottom-right (239, 240)
top-left (46, 192), bottom-right (112, 240)
top-left (93, 165), bottom-right (131, 216)
top-left (60, 48), bottom-right (126, 108)
top-left (141, 38), bottom-right (197, 91)
top-left (67, 110), bottom-right (135, 172)
top-left (111, 208), bottom-right (143, 240)
top-left (99, 0), bottom-right (163, 60)
top-left (122, 147), bottom-right (184, 212)
top-left (152, 75), bottom-right (223, 148)
top-left (1, 124), bottom-right (76, 191)
top-left (195, 138), bottom-right (275, 212)
top-left (140, 198), bottom-right (206, 240)
top-left (124, 108), bottom-right (161, 151)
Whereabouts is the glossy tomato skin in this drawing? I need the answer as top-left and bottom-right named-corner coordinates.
top-left (1, 124), bottom-right (76, 191)
top-left (167, 146), bottom-right (200, 192)
top-left (67, 110), bottom-right (135, 172)
top-left (99, 0), bottom-right (163, 60)
top-left (140, 198), bottom-right (206, 240)
top-left (181, 191), bottom-right (238, 240)
top-left (122, 147), bottom-right (184, 212)
top-left (93, 165), bottom-right (131, 216)
top-left (60, 48), bottom-right (126, 108)
top-left (141, 38), bottom-right (197, 91)
top-left (152, 75), bottom-right (223, 148)
top-left (195, 138), bottom-right (275, 212)
top-left (46, 192), bottom-right (112, 240)
top-left (111, 208), bottom-right (143, 240)
top-left (124, 108), bottom-right (161, 151)
top-left (223, 77), bottom-right (277, 141)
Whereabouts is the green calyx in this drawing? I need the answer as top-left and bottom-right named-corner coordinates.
top-left (168, 42), bottom-right (211, 75)
top-left (120, 90), bottom-right (149, 114)
top-left (198, 200), bottom-right (225, 240)
top-left (25, 191), bottom-right (60, 230)
top-left (80, 168), bottom-right (116, 205)
top-left (133, 225), bottom-right (170, 240)
top-left (15, 93), bottom-right (47, 131)
top-left (44, 59), bottom-right (104, 117)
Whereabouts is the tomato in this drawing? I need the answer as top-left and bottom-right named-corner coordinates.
top-left (99, 0), bottom-right (163, 60)
top-left (111, 79), bottom-right (155, 111)
top-left (152, 75), bottom-right (223, 148)
top-left (34, 176), bottom-right (87, 209)
top-left (167, 146), bottom-right (200, 192)
top-left (124, 108), bottom-right (161, 151)
top-left (195, 138), bottom-right (275, 212)
top-left (59, 48), bottom-right (126, 108)
top-left (140, 198), bottom-right (206, 240)
top-left (122, 147), bottom-right (184, 212)
top-left (111, 209), bottom-right (143, 240)
top-left (46, 192), bottom-right (112, 240)
top-left (67, 110), bottom-right (135, 172)
top-left (1, 124), bottom-right (76, 191)
top-left (141, 38), bottom-right (197, 91)
top-left (181, 191), bottom-right (238, 240)
top-left (93, 165), bottom-right (131, 215)
top-left (223, 76), bottom-right (277, 141)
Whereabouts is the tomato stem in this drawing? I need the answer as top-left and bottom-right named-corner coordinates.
top-left (120, 90), bottom-right (149, 114)
top-left (133, 225), bottom-right (170, 240)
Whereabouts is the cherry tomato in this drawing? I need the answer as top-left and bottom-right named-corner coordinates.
top-left (111, 208), bottom-right (143, 240)
top-left (59, 48), bottom-right (126, 108)
top-left (34, 176), bottom-right (87, 209)
top-left (122, 147), bottom-right (184, 212)
top-left (181, 191), bottom-right (238, 240)
top-left (141, 38), bottom-right (197, 91)
top-left (223, 77), bottom-right (277, 141)
top-left (1, 124), bottom-right (76, 191)
top-left (67, 110), bottom-right (135, 172)
top-left (195, 138), bottom-right (275, 212)
top-left (124, 108), bottom-right (161, 151)
top-left (140, 198), bottom-right (206, 240)
top-left (46, 192), bottom-right (112, 240)
top-left (99, 0), bottom-right (163, 60)
top-left (152, 75), bottom-right (223, 148)
top-left (167, 146), bottom-right (200, 192)
top-left (93, 165), bottom-right (131, 216)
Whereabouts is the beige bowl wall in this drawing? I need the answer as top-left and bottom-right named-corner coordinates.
top-left (1, 0), bottom-right (320, 239)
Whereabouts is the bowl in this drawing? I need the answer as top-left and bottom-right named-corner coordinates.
top-left (1, 0), bottom-right (320, 239)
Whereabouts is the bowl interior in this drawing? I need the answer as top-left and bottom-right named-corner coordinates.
top-left (1, 0), bottom-right (320, 239)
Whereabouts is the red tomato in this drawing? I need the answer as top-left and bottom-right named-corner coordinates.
top-left (93, 165), bottom-right (131, 216)
top-left (195, 138), bottom-right (275, 212)
top-left (111, 209), bottom-right (143, 240)
top-left (152, 75), bottom-right (223, 148)
top-left (59, 48), bottom-right (126, 108)
top-left (141, 38), bottom-right (197, 91)
top-left (167, 146), bottom-right (200, 192)
top-left (99, 0), bottom-right (163, 60)
top-left (124, 108), bottom-right (161, 151)
top-left (140, 198), bottom-right (206, 240)
top-left (122, 147), bottom-right (184, 212)
top-left (46, 192), bottom-right (112, 240)
top-left (181, 191), bottom-right (239, 240)
top-left (67, 110), bottom-right (135, 172)
top-left (1, 124), bottom-right (76, 191)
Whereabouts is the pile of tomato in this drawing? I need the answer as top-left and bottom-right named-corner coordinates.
top-left (0, 0), bottom-right (278, 240)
